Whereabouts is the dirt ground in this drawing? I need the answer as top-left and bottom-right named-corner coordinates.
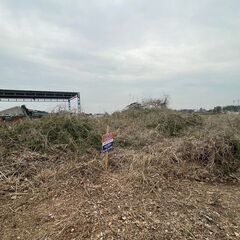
top-left (0, 155), bottom-right (239, 240)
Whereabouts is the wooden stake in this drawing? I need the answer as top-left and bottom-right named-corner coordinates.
top-left (105, 126), bottom-right (110, 171)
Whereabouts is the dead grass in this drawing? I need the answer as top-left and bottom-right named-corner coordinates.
top-left (0, 111), bottom-right (240, 239)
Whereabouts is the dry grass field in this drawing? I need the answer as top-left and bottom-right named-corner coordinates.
top-left (0, 109), bottom-right (240, 239)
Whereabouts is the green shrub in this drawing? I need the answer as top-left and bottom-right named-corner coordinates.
top-left (121, 108), bottom-right (203, 136)
top-left (145, 110), bottom-right (203, 136)
top-left (0, 115), bottom-right (102, 153)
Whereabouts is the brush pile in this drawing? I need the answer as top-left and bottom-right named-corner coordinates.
top-left (1, 110), bottom-right (240, 187)
top-left (0, 109), bottom-right (240, 239)
top-left (0, 115), bottom-right (102, 189)
top-left (0, 114), bottom-right (101, 154)
top-left (121, 108), bottom-right (203, 136)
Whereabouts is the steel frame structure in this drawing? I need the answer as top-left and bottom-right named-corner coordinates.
top-left (0, 89), bottom-right (81, 112)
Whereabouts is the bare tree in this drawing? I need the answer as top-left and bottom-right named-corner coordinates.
top-left (142, 95), bottom-right (169, 109)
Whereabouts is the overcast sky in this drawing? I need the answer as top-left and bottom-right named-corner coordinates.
top-left (0, 0), bottom-right (240, 113)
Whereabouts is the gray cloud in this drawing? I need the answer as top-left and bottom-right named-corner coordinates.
top-left (0, 0), bottom-right (240, 112)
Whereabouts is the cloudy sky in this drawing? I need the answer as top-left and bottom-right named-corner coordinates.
top-left (0, 0), bottom-right (240, 113)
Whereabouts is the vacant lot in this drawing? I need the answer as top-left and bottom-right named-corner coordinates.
top-left (0, 109), bottom-right (240, 239)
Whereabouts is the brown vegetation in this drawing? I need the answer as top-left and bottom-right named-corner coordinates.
top-left (0, 109), bottom-right (240, 239)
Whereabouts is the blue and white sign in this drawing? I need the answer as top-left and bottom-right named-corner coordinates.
top-left (102, 133), bottom-right (114, 153)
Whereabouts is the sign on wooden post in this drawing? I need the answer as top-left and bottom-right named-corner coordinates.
top-left (102, 126), bottom-right (115, 170)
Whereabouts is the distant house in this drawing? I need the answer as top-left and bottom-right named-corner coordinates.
top-left (0, 106), bottom-right (26, 117)
top-left (0, 105), bottom-right (48, 122)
